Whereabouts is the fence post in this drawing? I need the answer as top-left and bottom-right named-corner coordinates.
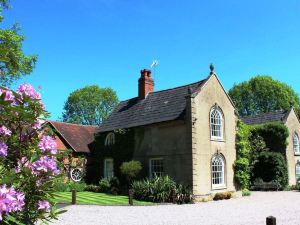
top-left (266, 216), bottom-right (276, 225)
top-left (72, 189), bottom-right (77, 205)
top-left (172, 188), bottom-right (177, 204)
top-left (128, 189), bottom-right (133, 205)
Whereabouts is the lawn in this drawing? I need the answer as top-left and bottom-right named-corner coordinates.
top-left (54, 192), bottom-right (152, 205)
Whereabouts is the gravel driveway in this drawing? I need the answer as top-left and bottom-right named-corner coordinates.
top-left (50, 191), bottom-right (300, 225)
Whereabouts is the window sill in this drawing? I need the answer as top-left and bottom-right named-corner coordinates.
top-left (294, 153), bottom-right (300, 156)
top-left (212, 185), bottom-right (227, 191)
top-left (210, 138), bottom-right (225, 143)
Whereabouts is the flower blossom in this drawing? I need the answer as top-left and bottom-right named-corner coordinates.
top-left (0, 142), bottom-right (8, 157)
top-left (30, 156), bottom-right (60, 176)
top-left (0, 185), bottom-right (25, 221)
top-left (17, 84), bottom-right (41, 99)
top-left (16, 157), bottom-right (30, 173)
top-left (0, 89), bottom-right (15, 102)
top-left (0, 126), bottom-right (11, 137)
top-left (37, 200), bottom-right (50, 211)
top-left (38, 135), bottom-right (57, 154)
top-left (32, 119), bottom-right (45, 130)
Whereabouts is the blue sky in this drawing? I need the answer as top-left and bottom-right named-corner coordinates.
top-left (4, 0), bottom-right (300, 120)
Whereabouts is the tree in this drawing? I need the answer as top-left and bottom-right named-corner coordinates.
top-left (0, 0), bottom-right (37, 86)
top-left (62, 85), bottom-right (119, 125)
top-left (120, 160), bottom-right (142, 182)
top-left (228, 76), bottom-right (300, 116)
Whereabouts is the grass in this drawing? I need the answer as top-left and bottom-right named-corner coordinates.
top-left (54, 192), bottom-right (152, 205)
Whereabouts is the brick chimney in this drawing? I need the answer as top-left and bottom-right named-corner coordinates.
top-left (138, 69), bottom-right (154, 99)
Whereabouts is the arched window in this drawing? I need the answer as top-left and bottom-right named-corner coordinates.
top-left (210, 107), bottom-right (224, 139)
top-left (293, 133), bottom-right (300, 154)
top-left (105, 132), bottom-right (115, 146)
top-left (212, 154), bottom-right (225, 188)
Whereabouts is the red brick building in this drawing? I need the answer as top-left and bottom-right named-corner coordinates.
top-left (45, 121), bottom-right (97, 182)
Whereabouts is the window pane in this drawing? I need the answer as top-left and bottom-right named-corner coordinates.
top-left (150, 159), bottom-right (164, 178)
top-left (212, 156), bottom-right (225, 186)
top-left (210, 108), bottom-right (223, 139)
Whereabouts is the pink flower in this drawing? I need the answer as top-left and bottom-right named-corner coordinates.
top-left (0, 126), bottom-right (11, 136)
top-left (38, 135), bottom-right (57, 154)
top-left (32, 119), bottom-right (45, 130)
top-left (0, 142), bottom-right (8, 157)
top-left (0, 185), bottom-right (25, 221)
top-left (37, 200), bottom-right (50, 211)
top-left (16, 157), bottom-right (30, 173)
top-left (30, 156), bottom-right (60, 176)
top-left (17, 84), bottom-right (41, 99)
top-left (0, 89), bottom-right (15, 102)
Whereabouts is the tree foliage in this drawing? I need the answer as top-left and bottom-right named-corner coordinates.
top-left (229, 76), bottom-right (300, 116)
top-left (0, 0), bottom-right (37, 86)
top-left (62, 85), bottom-right (119, 125)
top-left (120, 160), bottom-right (142, 181)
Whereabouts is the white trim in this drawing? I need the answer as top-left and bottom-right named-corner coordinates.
top-left (210, 107), bottom-right (224, 140)
top-left (70, 168), bottom-right (83, 182)
top-left (211, 155), bottom-right (226, 189)
top-left (293, 133), bottom-right (300, 154)
top-left (105, 132), bottom-right (115, 146)
top-left (149, 158), bottom-right (164, 178)
top-left (104, 158), bottom-right (114, 178)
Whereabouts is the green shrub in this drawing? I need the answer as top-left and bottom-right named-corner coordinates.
top-left (252, 151), bottom-right (288, 189)
top-left (132, 176), bottom-right (176, 203)
top-left (242, 189), bottom-right (251, 196)
top-left (251, 122), bottom-right (289, 155)
top-left (53, 181), bottom-right (69, 192)
top-left (84, 184), bottom-right (101, 193)
top-left (132, 176), bottom-right (193, 204)
top-left (176, 184), bottom-right (193, 204)
top-left (68, 182), bottom-right (87, 192)
top-left (213, 192), bottom-right (232, 201)
top-left (99, 177), bottom-right (120, 194)
top-left (120, 160), bottom-right (142, 180)
top-left (53, 181), bottom-right (86, 192)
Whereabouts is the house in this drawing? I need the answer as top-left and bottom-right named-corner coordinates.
top-left (45, 121), bottom-right (97, 182)
top-left (242, 109), bottom-right (300, 185)
top-left (96, 66), bottom-right (237, 198)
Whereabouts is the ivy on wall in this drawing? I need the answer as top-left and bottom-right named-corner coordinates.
top-left (234, 120), bottom-right (251, 190)
top-left (234, 121), bottom-right (290, 190)
top-left (85, 129), bottom-right (135, 184)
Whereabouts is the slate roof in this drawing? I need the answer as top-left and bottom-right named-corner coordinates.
top-left (98, 79), bottom-right (207, 132)
top-left (241, 110), bottom-right (291, 125)
top-left (48, 121), bottom-right (97, 153)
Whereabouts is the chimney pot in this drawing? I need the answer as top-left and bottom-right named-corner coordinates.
top-left (138, 69), bottom-right (154, 99)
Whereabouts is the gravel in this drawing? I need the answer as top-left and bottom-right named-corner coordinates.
top-left (49, 191), bottom-right (300, 225)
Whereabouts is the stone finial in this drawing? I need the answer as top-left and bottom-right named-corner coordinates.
top-left (210, 63), bottom-right (214, 75)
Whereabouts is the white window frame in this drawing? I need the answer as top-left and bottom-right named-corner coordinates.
top-left (105, 132), bottom-right (115, 146)
top-left (104, 158), bottom-right (114, 178)
top-left (293, 133), bottom-right (300, 154)
top-left (211, 154), bottom-right (226, 189)
top-left (70, 168), bottom-right (83, 182)
top-left (210, 107), bottom-right (224, 140)
top-left (296, 164), bottom-right (300, 180)
top-left (149, 158), bottom-right (164, 178)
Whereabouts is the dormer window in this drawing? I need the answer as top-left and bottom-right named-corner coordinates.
top-left (105, 132), bottom-right (115, 146)
top-left (210, 106), bottom-right (224, 140)
top-left (293, 133), bottom-right (300, 154)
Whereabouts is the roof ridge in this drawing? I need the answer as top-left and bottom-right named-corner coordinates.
top-left (48, 120), bottom-right (98, 128)
top-left (149, 79), bottom-right (206, 94)
top-left (117, 79), bottom-right (206, 104)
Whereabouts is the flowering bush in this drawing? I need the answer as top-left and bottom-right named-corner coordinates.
top-left (0, 84), bottom-right (63, 224)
